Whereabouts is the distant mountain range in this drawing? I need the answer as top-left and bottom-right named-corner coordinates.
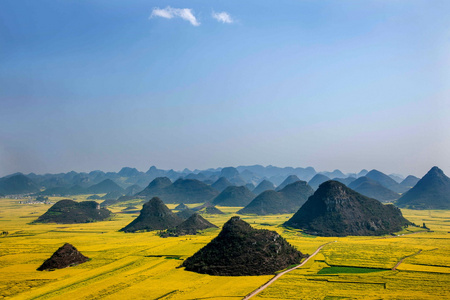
top-left (0, 165), bottom-right (431, 204)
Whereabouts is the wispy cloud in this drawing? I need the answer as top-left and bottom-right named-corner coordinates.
top-left (150, 6), bottom-right (200, 26)
top-left (212, 11), bottom-right (234, 24)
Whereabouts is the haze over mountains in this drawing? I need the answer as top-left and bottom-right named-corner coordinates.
top-left (1, 165), bottom-right (445, 211)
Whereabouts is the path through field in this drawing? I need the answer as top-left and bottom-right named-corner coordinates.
top-left (392, 249), bottom-right (422, 270)
top-left (243, 241), bottom-right (336, 300)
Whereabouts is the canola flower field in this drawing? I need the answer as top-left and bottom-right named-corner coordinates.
top-left (0, 196), bottom-right (449, 300)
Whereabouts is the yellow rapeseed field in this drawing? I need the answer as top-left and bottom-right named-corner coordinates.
top-left (0, 198), bottom-right (449, 299)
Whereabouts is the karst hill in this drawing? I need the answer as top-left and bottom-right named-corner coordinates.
top-left (211, 185), bottom-right (255, 207)
top-left (120, 197), bottom-right (183, 232)
top-left (396, 166), bottom-right (450, 209)
top-left (238, 181), bottom-right (314, 215)
top-left (137, 178), bottom-right (218, 204)
top-left (285, 181), bottom-right (411, 236)
top-left (161, 213), bottom-right (218, 237)
top-left (34, 200), bottom-right (112, 224)
top-left (37, 243), bottom-right (89, 271)
top-left (181, 216), bottom-right (305, 276)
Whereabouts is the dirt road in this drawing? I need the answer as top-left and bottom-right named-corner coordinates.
top-left (243, 241), bottom-right (335, 300)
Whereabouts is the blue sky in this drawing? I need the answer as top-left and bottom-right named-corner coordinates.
top-left (1, 0), bottom-right (449, 177)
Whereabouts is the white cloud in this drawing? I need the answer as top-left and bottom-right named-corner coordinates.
top-left (212, 11), bottom-right (234, 24)
top-left (150, 6), bottom-right (200, 26)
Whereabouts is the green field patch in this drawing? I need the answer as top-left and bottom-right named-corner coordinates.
top-left (318, 266), bottom-right (388, 275)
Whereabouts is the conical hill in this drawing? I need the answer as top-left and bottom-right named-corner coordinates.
top-left (252, 180), bottom-right (275, 195)
top-left (211, 177), bottom-right (234, 192)
top-left (212, 186), bottom-right (254, 207)
top-left (34, 200), bottom-right (112, 224)
top-left (308, 174), bottom-right (330, 190)
top-left (285, 181), bottom-right (411, 236)
top-left (37, 243), bottom-right (89, 271)
top-left (396, 167), bottom-right (450, 209)
top-left (348, 177), bottom-right (399, 202)
top-left (181, 216), bottom-right (305, 276)
top-left (200, 206), bottom-right (224, 215)
top-left (137, 178), bottom-right (218, 204)
top-left (275, 175), bottom-right (300, 191)
top-left (238, 181), bottom-right (314, 215)
top-left (162, 213), bottom-right (218, 237)
top-left (120, 197), bottom-right (183, 232)
top-left (400, 175), bottom-right (420, 188)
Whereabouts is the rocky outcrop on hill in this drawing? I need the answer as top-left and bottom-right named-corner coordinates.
top-left (120, 197), bottom-right (183, 232)
top-left (285, 181), bottom-right (411, 236)
top-left (396, 167), bottom-right (450, 209)
top-left (37, 243), bottom-right (89, 271)
top-left (34, 200), bottom-right (112, 224)
top-left (181, 216), bottom-right (305, 275)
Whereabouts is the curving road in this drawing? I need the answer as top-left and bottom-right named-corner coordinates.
top-left (243, 241), bottom-right (336, 300)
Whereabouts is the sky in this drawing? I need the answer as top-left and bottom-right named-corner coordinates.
top-left (1, 0), bottom-right (449, 178)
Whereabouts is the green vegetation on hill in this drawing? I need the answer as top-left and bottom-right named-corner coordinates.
top-left (181, 216), bottom-right (305, 276)
top-left (212, 185), bottom-right (254, 207)
top-left (400, 175), bottom-right (420, 188)
top-left (252, 179), bottom-right (275, 195)
top-left (238, 181), bottom-right (314, 215)
top-left (37, 243), bottom-right (89, 271)
top-left (396, 166), bottom-right (450, 209)
top-left (160, 213), bottom-right (218, 237)
top-left (211, 177), bottom-right (234, 193)
top-left (200, 206), bottom-right (224, 215)
top-left (366, 170), bottom-right (408, 193)
top-left (348, 176), bottom-right (399, 202)
top-left (34, 200), bottom-right (112, 224)
top-left (308, 174), bottom-right (330, 190)
top-left (85, 179), bottom-right (124, 194)
top-left (0, 174), bottom-right (40, 195)
top-left (285, 181), bottom-right (411, 236)
top-left (275, 175), bottom-right (301, 191)
top-left (137, 178), bottom-right (219, 204)
top-left (120, 197), bottom-right (183, 232)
